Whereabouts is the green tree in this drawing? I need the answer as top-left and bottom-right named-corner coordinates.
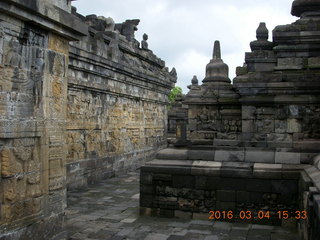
top-left (168, 86), bottom-right (183, 104)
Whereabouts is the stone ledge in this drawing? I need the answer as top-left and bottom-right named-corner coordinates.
top-left (0, 0), bottom-right (88, 40)
top-left (156, 147), bottom-right (315, 164)
top-left (143, 159), bottom-right (311, 180)
top-left (156, 149), bottom-right (188, 160)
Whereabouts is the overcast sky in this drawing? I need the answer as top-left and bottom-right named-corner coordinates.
top-left (72, 0), bottom-right (297, 93)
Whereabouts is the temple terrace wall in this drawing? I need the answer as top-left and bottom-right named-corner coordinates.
top-left (66, 22), bottom-right (176, 189)
top-left (0, 1), bottom-right (175, 239)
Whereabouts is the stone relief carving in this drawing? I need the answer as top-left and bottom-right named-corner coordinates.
top-left (31, 48), bottom-right (44, 107)
top-left (27, 147), bottom-right (41, 185)
top-left (1, 149), bottom-right (23, 179)
top-left (5, 37), bottom-right (24, 68)
top-left (28, 30), bottom-right (46, 47)
top-left (13, 138), bottom-right (34, 162)
top-left (1, 139), bottom-right (39, 185)
top-left (196, 106), bottom-right (222, 131)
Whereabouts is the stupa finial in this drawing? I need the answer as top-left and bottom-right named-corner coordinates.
top-left (213, 40), bottom-right (221, 60)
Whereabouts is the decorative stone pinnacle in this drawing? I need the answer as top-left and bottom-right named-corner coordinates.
top-left (256, 22), bottom-right (268, 41)
top-left (213, 40), bottom-right (221, 60)
top-left (203, 40), bottom-right (229, 83)
top-left (250, 22), bottom-right (273, 51)
top-left (191, 75), bottom-right (198, 85)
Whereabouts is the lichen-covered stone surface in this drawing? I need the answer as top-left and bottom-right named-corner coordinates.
top-left (66, 13), bottom-right (176, 189)
top-left (0, 0), bottom-right (175, 239)
top-left (0, 0), bottom-right (87, 238)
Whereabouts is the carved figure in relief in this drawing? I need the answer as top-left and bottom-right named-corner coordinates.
top-left (5, 37), bottom-right (22, 68)
top-left (27, 148), bottom-right (40, 184)
top-left (197, 106), bottom-right (222, 131)
top-left (31, 48), bottom-right (44, 106)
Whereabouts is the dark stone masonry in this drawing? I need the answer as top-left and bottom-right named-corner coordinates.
top-left (0, 0), bottom-right (319, 239)
top-left (145, 0), bottom-right (320, 240)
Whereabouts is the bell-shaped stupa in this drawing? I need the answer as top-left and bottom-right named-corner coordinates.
top-left (203, 41), bottom-right (230, 83)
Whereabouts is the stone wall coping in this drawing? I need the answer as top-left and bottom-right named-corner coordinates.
top-left (0, 0), bottom-right (88, 40)
top-left (144, 159), bottom-right (311, 179)
top-left (156, 148), bottom-right (316, 163)
top-left (68, 47), bottom-right (173, 93)
top-left (86, 28), bottom-right (166, 69)
top-left (239, 95), bottom-right (320, 104)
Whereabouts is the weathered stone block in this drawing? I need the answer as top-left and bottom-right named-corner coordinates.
top-left (287, 119), bottom-right (301, 133)
top-left (191, 167), bottom-right (220, 176)
top-left (216, 190), bottom-right (236, 202)
top-left (253, 163), bottom-right (282, 179)
top-left (271, 180), bottom-right (298, 194)
top-left (275, 152), bottom-right (301, 164)
top-left (140, 194), bottom-right (154, 208)
top-left (220, 168), bottom-right (253, 178)
top-left (195, 176), bottom-right (207, 189)
top-left (219, 178), bottom-right (247, 191)
top-left (236, 191), bottom-right (250, 203)
top-left (255, 119), bottom-right (275, 134)
top-left (206, 177), bottom-right (221, 190)
top-left (173, 176), bottom-right (195, 188)
top-left (49, 159), bottom-right (63, 177)
top-left (140, 184), bottom-right (154, 194)
top-left (159, 209), bottom-right (174, 218)
top-left (156, 149), bottom-right (188, 160)
top-left (216, 201), bottom-right (235, 211)
top-left (0, 149), bottom-right (23, 178)
top-left (242, 106), bottom-right (256, 120)
top-left (276, 57), bottom-right (304, 70)
top-left (245, 150), bottom-right (275, 163)
top-left (308, 57), bottom-right (320, 68)
top-left (140, 172), bottom-right (153, 184)
top-left (215, 150), bottom-right (245, 162)
top-left (275, 120), bottom-right (287, 133)
top-left (242, 120), bottom-right (254, 133)
top-left (188, 150), bottom-right (214, 160)
top-left (249, 192), bottom-right (264, 204)
top-left (175, 210), bottom-right (192, 219)
top-left (246, 179), bottom-right (272, 192)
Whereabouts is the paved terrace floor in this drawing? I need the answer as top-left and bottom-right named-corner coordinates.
top-left (66, 171), bottom-right (299, 240)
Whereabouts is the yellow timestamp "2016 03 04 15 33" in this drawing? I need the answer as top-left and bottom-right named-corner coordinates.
top-left (208, 210), bottom-right (308, 220)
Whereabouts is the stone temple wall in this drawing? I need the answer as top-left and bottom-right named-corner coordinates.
top-left (0, 1), bottom-right (87, 239)
top-left (66, 14), bottom-right (176, 189)
top-left (0, 1), bottom-right (175, 239)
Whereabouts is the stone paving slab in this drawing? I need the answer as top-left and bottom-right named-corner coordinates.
top-left (65, 171), bottom-right (299, 240)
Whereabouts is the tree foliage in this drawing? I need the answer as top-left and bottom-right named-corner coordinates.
top-left (168, 86), bottom-right (183, 104)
